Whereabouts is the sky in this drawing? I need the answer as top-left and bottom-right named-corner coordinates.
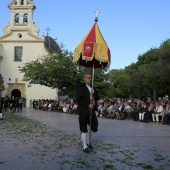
top-left (0, 0), bottom-right (170, 70)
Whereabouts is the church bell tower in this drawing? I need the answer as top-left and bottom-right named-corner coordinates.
top-left (3, 0), bottom-right (39, 37)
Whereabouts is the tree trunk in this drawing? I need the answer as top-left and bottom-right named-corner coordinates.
top-left (153, 89), bottom-right (156, 102)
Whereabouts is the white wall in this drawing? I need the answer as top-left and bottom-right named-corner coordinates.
top-left (1, 38), bottom-right (57, 107)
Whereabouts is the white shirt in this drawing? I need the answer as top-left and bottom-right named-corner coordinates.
top-left (156, 105), bottom-right (163, 113)
top-left (86, 85), bottom-right (92, 99)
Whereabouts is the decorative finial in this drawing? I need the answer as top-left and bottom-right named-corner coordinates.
top-left (94, 8), bottom-right (100, 22)
top-left (45, 27), bottom-right (51, 37)
top-left (45, 27), bottom-right (51, 49)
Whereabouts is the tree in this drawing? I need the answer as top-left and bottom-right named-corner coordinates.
top-left (19, 47), bottom-right (77, 97)
top-left (107, 69), bottom-right (131, 98)
top-left (125, 47), bottom-right (161, 99)
top-left (157, 39), bottom-right (170, 95)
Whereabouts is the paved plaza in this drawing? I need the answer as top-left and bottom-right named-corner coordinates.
top-left (0, 108), bottom-right (170, 170)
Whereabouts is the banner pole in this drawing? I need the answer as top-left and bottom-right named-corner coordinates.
top-left (89, 63), bottom-right (94, 143)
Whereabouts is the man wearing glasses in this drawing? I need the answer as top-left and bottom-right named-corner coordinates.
top-left (75, 73), bottom-right (100, 153)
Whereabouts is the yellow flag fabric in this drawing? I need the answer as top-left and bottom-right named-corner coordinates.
top-left (73, 22), bottom-right (110, 66)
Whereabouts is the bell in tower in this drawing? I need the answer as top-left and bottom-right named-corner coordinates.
top-left (21, 0), bottom-right (24, 5)
top-left (15, 14), bottom-right (19, 24)
top-left (23, 14), bottom-right (28, 24)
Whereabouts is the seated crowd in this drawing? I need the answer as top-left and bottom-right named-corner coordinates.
top-left (32, 99), bottom-right (78, 114)
top-left (31, 95), bottom-right (170, 125)
top-left (95, 95), bottom-right (170, 125)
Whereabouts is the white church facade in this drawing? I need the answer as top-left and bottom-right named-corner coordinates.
top-left (0, 0), bottom-right (58, 106)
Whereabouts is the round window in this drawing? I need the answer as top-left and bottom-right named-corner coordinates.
top-left (18, 33), bottom-right (22, 38)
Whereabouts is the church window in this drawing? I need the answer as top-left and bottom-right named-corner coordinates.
top-left (23, 14), bottom-right (28, 24)
top-left (14, 47), bottom-right (23, 62)
top-left (21, 0), bottom-right (24, 5)
top-left (18, 33), bottom-right (22, 38)
top-left (15, 14), bottom-right (19, 24)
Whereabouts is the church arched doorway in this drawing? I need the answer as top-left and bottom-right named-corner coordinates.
top-left (11, 89), bottom-right (21, 98)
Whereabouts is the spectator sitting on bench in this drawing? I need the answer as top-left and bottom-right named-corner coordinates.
top-left (132, 99), bottom-right (142, 121)
top-left (138, 102), bottom-right (148, 122)
top-left (143, 101), bottom-right (154, 122)
top-left (42, 101), bottom-right (48, 111)
top-left (162, 95), bottom-right (169, 110)
top-left (115, 102), bottom-right (125, 120)
top-left (70, 103), bottom-right (78, 114)
top-left (97, 102), bottom-right (103, 117)
top-left (124, 102), bottom-right (133, 119)
top-left (162, 112), bottom-right (170, 125)
top-left (160, 102), bottom-right (170, 123)
top-left (106, 102), bottom-right (114, 118)
top-left (102, 101), bottom-right (109, 118)
top-left (108, 102), bottom-right (119, 119)
top-left (47, 102), bottom-right (52, 111)
top-left (152, 102), bottom-right (163, 123)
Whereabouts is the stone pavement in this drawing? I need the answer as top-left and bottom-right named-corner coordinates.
top-left (0, 108), bottom-right (170, 170)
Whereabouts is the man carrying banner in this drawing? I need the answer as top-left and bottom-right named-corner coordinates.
top-left (75, 73), bottom-right (100, 153)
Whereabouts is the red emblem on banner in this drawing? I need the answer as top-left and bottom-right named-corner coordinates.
top-left (83, 43), bottom-right (95, 58)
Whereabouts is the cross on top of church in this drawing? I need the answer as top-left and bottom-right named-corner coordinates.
top-left (45, 27), bottom-right (51, 36)
top-left (94, 8), bottom-right (100, 22)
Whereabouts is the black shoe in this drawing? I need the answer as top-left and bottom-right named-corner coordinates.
top-left (0, 118), bottom-right (3, 120)
top-left (83, 148), bottom-right (90, 153)
top-left (87, 143), bottom-right (94, 150)
top-left (163, 122), bottom-right (168, 125)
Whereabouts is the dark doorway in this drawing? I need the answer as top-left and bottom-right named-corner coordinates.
top-left (11, 89), bottom-right (21, 98)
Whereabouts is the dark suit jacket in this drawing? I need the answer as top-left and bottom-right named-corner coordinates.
top-left (75, 83), bottom-right (100, 110)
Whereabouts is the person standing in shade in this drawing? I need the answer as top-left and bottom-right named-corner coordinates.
top-left (19, 98), bottom-right (23, 111)
top-left (15, 97), bottom-right (20, 112)
top-left (4, 96), bottom-right (9, 111)
top-left (75, 73), bottom-right (100, 153)
top-left (0, 95), bottom-right (3, 120)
